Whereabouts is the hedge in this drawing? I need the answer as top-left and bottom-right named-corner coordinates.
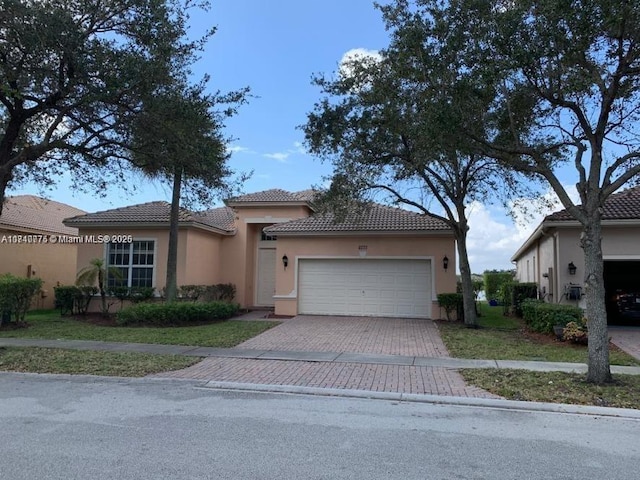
top-left (499, 282), bottom-right (538, 316)
top-left (483, 270), bottom-right (513, 301)
top-left (54, 285), bottom-right (98, 315)
top-left (116, 301), bottom-right (240, 326)
top-left (521, 299), bottom-right (583, 334)
top-left (437, 293), bottom-right (463, 321)
top-left (0, 274), bottom-right (43, 325)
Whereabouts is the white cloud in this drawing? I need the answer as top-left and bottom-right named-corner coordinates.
top-left (227, 145), bottom-right (252, 154)
top-left (263, 152), bottom-right (290, 163)
top-left (464, 185), bottom-right (581, 274)
top-left (338, 48), bottom-right (383, 87)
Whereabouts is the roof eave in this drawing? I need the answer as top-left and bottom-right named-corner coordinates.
top-left (265, 229), bottom-right (453, 237)
top-left (225, 200), bottom-right (314, 210)
top-left (63, 220), bottom-right (235, 236)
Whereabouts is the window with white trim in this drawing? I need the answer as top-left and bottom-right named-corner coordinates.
top-left (107, 240), bottom-right (155, 288)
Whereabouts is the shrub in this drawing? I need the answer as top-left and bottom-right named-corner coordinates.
top-left (563, 318), bottom-right (588, 344)
top-left (437, 293), bottom-right (463, 321)
top-left (108, 286), bottom-right (156, 305)
top-left (116, 301), bottom-right (240, 326)
top-left (205, 283), bottom-right (236, 302)
top-left (178, 285), bottom-right (206, 301)
top-left (499, 281), bottom-right (515, 315)
top-left (521, 299), bottom-right (583, 334)
top-left (54, 285), bottom-right (98, 315)
top-left (129, 287), bottom-right (155, 303)
top-left (0, 274), bottom-right (44, 325)
top-left (511, 283), bottom-right (538, 317)
top-left (171, 283), bottom-right (237, 302)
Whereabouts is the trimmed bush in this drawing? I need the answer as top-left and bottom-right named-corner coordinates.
top-left (108, 286), bottom-right (156, 307)
top-left (116, 301), bottom-right (240, 326)
top-left (437, 293), bottom-right (463, 321)
top-left (178, 285), bottom-right (206, 301)
top-left (0, 274), bottom-right (44, 324)
top-left (521, 299), bottom-right (583, 334)
top-left (170, 284), bottom-right (236, 302)
top-left (54, 285), bottom-right (98, 315)
top-left (511, 283), bottom-right (538, 317)
top-left (206, 283), bottom-right (236, 302)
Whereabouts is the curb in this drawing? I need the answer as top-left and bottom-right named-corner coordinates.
top-left (3, 371), bottom-right (640, 419)
top-left (198, 380), bottom-right (640, 420)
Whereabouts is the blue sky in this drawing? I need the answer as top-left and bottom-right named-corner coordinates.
top-left (9, 0), bottom-right (570, 274)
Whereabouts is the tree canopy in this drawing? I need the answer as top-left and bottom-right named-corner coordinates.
top-left (0, 0), bottom-right (209, 214)
top-left (376, 0), bottom-right (640, 383)
top-left (303, 9), bottom-right (534, 327)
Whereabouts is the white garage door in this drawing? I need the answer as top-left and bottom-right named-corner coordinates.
top-left (298, 259), bottom-right (432, 318)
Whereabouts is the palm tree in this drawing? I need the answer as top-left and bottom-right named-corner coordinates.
top-left (76, 258), bottom-right (113, 316)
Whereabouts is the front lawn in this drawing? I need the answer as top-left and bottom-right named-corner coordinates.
top-left (0, 347), bottom-right (199, 377)
top-left (0, 310), bottom-right (280, 348)
top-left (462, 369), bottom-right (640, 409)
top-left (438, 304), bottom-right (640, 366)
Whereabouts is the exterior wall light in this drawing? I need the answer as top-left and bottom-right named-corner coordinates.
top-left (282, 255), bottom-right (289, 270)
top-left (568, 262), bottom-right (577, 275)
top-left (443, 255), bottom-right (449, 271)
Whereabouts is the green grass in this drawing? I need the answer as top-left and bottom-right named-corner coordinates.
top-left (0, 310), bottom-right (280, 348)
top-left (0, 347), bottom-right (198, 377)
top-left (438, 304), bottom-right (640, 366)
top-left (462, 369), bottom-right (640, 409)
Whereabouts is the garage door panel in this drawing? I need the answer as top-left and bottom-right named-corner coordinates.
top-left (298, 259), bottom-right (431, 318)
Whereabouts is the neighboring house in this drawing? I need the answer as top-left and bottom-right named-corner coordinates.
top-left (0, 195), bottom-right (86, 308)
top-left (64, 189), bottom-right (456, 318)
top-left (511, 186), bottom-right (640, 320)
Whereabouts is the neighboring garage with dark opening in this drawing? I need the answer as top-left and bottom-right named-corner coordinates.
top-left (604, 260), bottom-right (640, 325)
top-left (512, 186), bottom-right (640, 327)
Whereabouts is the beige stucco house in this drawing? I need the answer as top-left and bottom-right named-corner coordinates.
top-left (64, 189), bottom-right (456, 318)
top-left (511, 186), bottom-right (640, 320)
top-left (0, 195), bottom-right (86, 308)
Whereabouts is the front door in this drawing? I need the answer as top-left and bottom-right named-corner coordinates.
top-left (256, 248), bottom-right (276, 306)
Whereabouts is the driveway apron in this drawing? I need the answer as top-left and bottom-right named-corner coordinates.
top-left (155, 315), bottom-right (498, 398)
top-left (609, 327), bottom-right (640, 361)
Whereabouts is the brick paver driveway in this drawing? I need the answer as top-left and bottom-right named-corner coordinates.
top-left (156, 315), bottom-right (498, 399)
top-left (609, 327), bottom-right (640, 360)
top-left (237, 315), bottom-right (450, 357)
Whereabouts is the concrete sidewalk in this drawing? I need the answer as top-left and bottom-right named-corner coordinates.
top-left (2, 337), bottom-right (639, 375)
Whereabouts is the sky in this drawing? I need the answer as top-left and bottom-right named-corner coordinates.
top-left (9, 0), bottom-right (575, 274)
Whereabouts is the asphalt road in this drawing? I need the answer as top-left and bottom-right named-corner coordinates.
top-left (1, 374), bottom-right (639, 480)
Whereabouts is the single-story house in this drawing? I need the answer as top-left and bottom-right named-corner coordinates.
top-left (511, 186), bottom-right (640, 321)
top-left (64, 189), bottom-right (456, 318)
top-left (0, 195), bottom-right (86, 308)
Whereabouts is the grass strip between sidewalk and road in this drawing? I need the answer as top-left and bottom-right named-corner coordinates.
top-left (0, 310), bottom-right (280, 348)
top-left (0, 347), bottom-right (199, 377)
top-left (461, 369), bottom-right (640, 410)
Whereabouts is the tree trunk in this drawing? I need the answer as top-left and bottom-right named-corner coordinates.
top-left (98, 269), bottom-right (108, 317)
top-left (581, 217), bottom-right (612, 384)
top-left (0, 168), bottom-right (12, 216)
top-left (165, 168), bottom-right (182, 303)
top-left (455, 225), bottom-right (478, 327)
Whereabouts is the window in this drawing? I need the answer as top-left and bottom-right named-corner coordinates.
top-left (260, 232), bottom-right (277, 241)
top-left (107, 240), bottom-right (155, 288)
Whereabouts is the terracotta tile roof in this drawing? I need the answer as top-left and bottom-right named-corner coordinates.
top-left (545, 186), bottom-right (640, 221)
top-left (264, 203), bottom-right (450, 234)
top-left (1, 195), bottom-right (85, 235)
top-left (64, 202), bottom-right (236, 233)
top-left (227, 188), bottom-right (316, 204)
